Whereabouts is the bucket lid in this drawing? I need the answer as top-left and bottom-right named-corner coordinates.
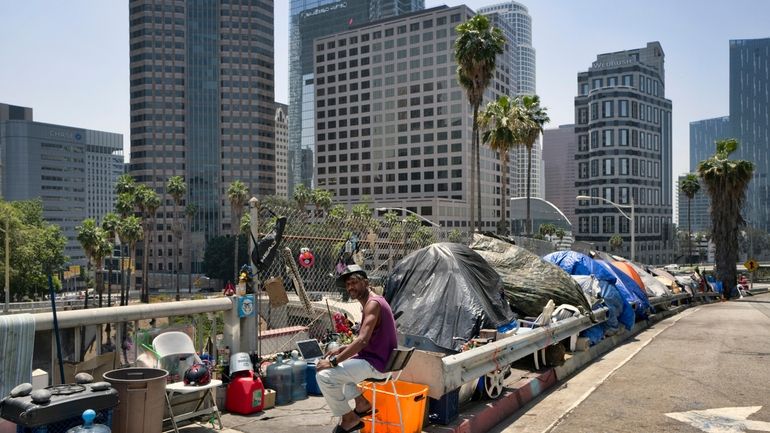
top-left (230, 352), bottom-right (253, 374)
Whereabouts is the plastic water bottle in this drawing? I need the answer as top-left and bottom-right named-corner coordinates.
top-left (65, 409), bottom-right (111, 433)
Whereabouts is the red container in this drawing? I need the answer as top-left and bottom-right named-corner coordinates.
top-left (225, 372), bottom-right (265, 415)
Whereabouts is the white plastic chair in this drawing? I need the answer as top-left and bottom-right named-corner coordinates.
top-left (151, 331), bottom-right (223, 433)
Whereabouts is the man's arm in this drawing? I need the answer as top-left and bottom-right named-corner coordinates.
top-left (316, 299), bottom-right (380, 370)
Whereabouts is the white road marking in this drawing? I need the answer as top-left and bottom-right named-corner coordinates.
top-left (665, 406), bottom-right (770, 433)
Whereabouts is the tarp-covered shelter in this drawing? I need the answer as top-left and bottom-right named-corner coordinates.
top-left (469, 234), bottom-right (591, 318)
top-left (594, 261), bottom-right (650, 318)
top-left (384, 242), bottom-right (515, 352)
top-left (543, 251), bottom-right (617, 283)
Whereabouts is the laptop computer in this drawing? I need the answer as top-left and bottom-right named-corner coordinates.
top-left (295, 339), bottom-right (325, 364)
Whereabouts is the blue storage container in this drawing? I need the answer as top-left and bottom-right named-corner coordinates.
top-left (428, 388), bottom-right (459, 425)
top-left (305, 363), bottom-right (322, 396)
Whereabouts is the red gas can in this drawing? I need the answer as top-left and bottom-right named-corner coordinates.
top-left (225, 372), bottom-right (265, 414)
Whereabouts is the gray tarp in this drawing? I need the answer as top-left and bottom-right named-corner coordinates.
top-left (469, 234), bottom-right (592, 318)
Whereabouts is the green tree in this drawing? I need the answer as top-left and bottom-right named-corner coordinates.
top-left (697, 138), bottom-right (754, 299)
top-left (134, 184), bottom-right (160, 303)
top-left (455, 14), bottom-right (505, 231)
top-left (185, 203), bottom-right (198, 294)
top-left (101, 212), bottom-right (120, 306)
top-left (480, 96), bottom-right (525, 235)
top-left (227, 180), bottom-right (249, 281)
top-left (518, 95), bottom-right (550, 235)
top-left (166, 175), bottom-right (187, 301)
top-left (1, 200), bottom-right (66, 302)
top-left (609, 234), bottom-right (624, 252)
top-left (76, 219), bottom-right (112, 308)
top-left (538, 223), bottom-right (557, 239)
top-left (116, 215), bottom-right (142, 305)
top-left (311, 189), bottom-right (334, 217)
top-left (202, 235), bottom-right (247, 283)
top-left (680, 173), bottom-right (701, 265)
top-left (293, 184), bottom-right (312, 213)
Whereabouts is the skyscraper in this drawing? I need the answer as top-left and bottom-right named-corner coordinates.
top-left (275, 102), bottom-right (289, 199)
top-left (287, 0), bottom-right (424, 196)
top-left (478, 1), bottom-right (541, 202)
top-left (543, 124), bottom-right (577, 227)
top-left (729, 38), bottom-right (770, 231)
top-left (313, 5), bottom-right (515, 230)
top-left (128, 0), bottom-right (275, 277)
top-left (1, 103), bottom-right (123, 265)
top-left (573, 42), bottom-right (674, 264)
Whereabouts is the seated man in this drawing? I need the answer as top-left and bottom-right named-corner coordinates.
top-left (316, 265), bottom-right (397, 433)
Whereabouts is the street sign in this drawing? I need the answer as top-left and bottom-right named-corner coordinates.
top-left (744, 259), bottom-right (759, 272)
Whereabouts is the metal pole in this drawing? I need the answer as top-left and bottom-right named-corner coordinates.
top-left (248, 197), bottom-right (260, 356)
top-left (4, 217), bottom-right (9, 313)
top-left (630, 197), bottom-right (636, 262)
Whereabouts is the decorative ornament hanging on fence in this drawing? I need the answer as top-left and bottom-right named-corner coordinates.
top-left (298, 247), bottom-right (315, 268)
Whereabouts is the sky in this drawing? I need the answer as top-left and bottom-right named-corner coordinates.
top-left (1, 0), bottom-right (769, 221)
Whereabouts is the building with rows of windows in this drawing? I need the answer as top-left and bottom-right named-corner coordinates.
top-left (313, 5), bottom-right (522, 230)
top-left (128, 0), bottom-right (275, 279)
top-left (573, 42), bottom-right (674, 265)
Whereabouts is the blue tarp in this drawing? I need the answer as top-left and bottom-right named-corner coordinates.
top-left (574, 276), bottom-right (635, 345)
top-left (594, 261), bottom-right (651, 319)
top-left (543, 251), bottom-right (617, 284)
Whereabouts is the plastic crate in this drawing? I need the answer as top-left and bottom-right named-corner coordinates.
top-left (360, 380), bottom-right (428, 433)
top-left (428, 388), bottom-right (459, 425)
top-left (16, 408), bottom-right (112, 433)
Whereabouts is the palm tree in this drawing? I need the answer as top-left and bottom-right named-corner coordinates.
top-left (518, 95), bottom-right (550, 235)
top-left (185, 202), bottom-right (198, 294)
top-left (680, 173), bottom-right (701, 265)
top-left (76, 219), bottom-right (112, 308)
top-left (480, 96), bottom-right (525, 235)
top-left (293, 184), bottom-right (312, 214)
top-left (115, 192), bottom-right (135, 304)
top-left (227, 180), bottom-right (249, 281)
top-left (101, 212), bottom-right (120, 306)
top-left (697, 138), bottom-right (754, 299)
top-left (312, 188), bottom-right (333, 217)
top-left (116, 215), bottom-right (142, 305)
top-left (115, 174), bottom-right (136, 196)
top-left (166, 176), bottom-right (187, 301)
top-left (134, 185), bottom-right (160, 303)
top-left (455, 14), bottom-right (505, 232)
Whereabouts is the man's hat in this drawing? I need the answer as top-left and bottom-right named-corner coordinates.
top-left (336, 264), bottom-right (368, 288)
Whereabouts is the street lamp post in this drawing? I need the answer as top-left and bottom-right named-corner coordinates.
top-left (375, 207), bottom-right (441, 228)
top-left (576, 195), bottom-right (635, 262)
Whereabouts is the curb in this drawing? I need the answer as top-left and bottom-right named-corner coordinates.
top-left (422, 302), bottom-right (697, 433)
top-left (423, 370), bottom-right (557, 433)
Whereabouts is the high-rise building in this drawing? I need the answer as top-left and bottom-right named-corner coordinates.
top-left (313, 5), bottom-right (516, 230)
top-left (1, 103), bottom-right (123, 265)
top-left (543, 124), bottom-right (577, 227)
top-left (275, 102), bottom-right (289, 199)
top-left (480, 4), bottom-right (542, 202)
top-left (128, 0), bottom-right (275, 276)
top-left (729, 38), bottom-right (770, 231)
top-left (288, 0), bottom-right (424, 196)
top-left (573, 42), bottom-right (674, 265)
top-left (681, 116), bottom-right (730, 234)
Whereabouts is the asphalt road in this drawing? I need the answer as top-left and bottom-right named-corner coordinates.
top-left (492, 293), bottom-right (770, 433)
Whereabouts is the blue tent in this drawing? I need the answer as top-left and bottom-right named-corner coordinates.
top-left (544, 251), bottom-right (635, 331)
top-left (542, 251), bottom-right (616, 283)
top-left (594, 261), bottom-right (650, 319)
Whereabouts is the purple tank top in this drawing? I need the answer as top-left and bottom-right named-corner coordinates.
top-left (356, 294), bottom-right (397, 372)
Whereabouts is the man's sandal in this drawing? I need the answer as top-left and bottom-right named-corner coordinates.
top-left (332, 421), bottom-right (364, 433)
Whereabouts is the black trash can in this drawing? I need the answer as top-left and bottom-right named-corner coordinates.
top-left (103, 368), bottom-right (168, 433)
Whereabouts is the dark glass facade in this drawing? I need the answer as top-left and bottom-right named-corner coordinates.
top-left (129, 0), bottom-right (275, 276)
top-left (729, 38), bottom-right (770, 231)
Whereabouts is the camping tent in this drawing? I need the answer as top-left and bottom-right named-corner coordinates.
top-left (384, 242), bottom-right (515, 352)
top-left (470, 234), bottom-right (591, 318)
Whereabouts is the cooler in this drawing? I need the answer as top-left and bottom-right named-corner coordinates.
top-left (305, 363), bottom-right (322, 396)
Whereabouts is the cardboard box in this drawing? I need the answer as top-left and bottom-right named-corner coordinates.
top-left (263, 389), bottom-right (276, 410)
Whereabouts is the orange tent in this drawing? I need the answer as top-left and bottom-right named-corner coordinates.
top-left (613, 261), bottom-right (645, 289)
